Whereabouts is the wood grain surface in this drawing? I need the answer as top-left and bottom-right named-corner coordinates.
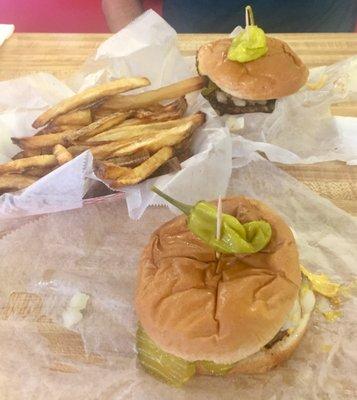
top-left (0, 32), bottom-right (356, 215)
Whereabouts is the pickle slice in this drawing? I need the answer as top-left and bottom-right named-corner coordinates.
top-left (136, 326), bottom-right (196, 387)
top-left (197, 360), bottom-right (234, 376)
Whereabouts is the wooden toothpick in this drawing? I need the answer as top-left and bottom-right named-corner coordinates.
top-left (245, 5), bottom-right (255, 27)
top-left (215, 196), bottom-right (222, 273)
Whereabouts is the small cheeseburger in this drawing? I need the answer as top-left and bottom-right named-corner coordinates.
top-left (135, 191), bottom-right (315, 387)
top-left (196, 7), bottom-right (308, 115)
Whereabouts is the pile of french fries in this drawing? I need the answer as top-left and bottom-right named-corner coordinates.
top-left (0, 76), bottom-right (207, 194)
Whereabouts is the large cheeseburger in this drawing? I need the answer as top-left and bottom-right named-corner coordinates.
top-left (135, 196), bottom-right (315, 386)
top-left (196, 37), bottom-right (309, 115)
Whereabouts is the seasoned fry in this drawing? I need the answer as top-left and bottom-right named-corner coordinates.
top-left (64, 111), bottom-right (132, 145)
top-left (106, 149), bottom-right (150, 168)
top-left (95, 146), bottom-right (173, 186)
top-left (0, 155), bottom-right (57, 174)
top-left (86, 112), bottom-right (205, 144)
top-left (32, 77), bottom-right (150, 128)
top-left (103, 76), bottom-right (206, 111)
top-left (12, 131), bottom-right (73, 150)
top-left (53, 144), bottom-right (73, 165)
top-left (0, 174), bottom-right (37, 192)
top-left (50, 109), bottom-right (92, 127)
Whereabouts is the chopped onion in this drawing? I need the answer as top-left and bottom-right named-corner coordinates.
top-left (225, 116), bottom-right (244, 133)
top-left (69, 292), bottom-right (90, 310)
top-left (62, 292), bottom-right (90, 329)
top-left (216, 91), bottom-right (228, 103)
top-left (232, 97), bottom-right (246, 107)
top-left (62, 309), bottom-right (83, 329)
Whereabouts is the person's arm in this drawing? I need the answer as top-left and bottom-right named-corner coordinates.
top-left (102, 0), bottom-right (144, 32)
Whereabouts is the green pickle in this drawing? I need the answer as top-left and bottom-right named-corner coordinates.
top-left (201, 80), bottom-right (218, 97)
top-left (136, 327), bottom-right (196, 387)
top-left (197, 360), bottom-right (234, 376)
top-left (227, 25), bottom-right (268, 63)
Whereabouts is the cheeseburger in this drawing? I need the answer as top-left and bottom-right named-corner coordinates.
top-left (135, 194), bottom-right (316, 386)
top-left (196, 7), bottom-right (309, 115)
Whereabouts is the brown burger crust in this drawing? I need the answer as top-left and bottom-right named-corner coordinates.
top-left (135, 197), bottom-right (301, 364)
top-left (197, 37), bottom-right (308, 100)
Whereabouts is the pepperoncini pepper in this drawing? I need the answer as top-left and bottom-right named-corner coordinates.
top-left (152, 187), bottom-right (272, 254)
top-left (227, 5), bottom-right (268, 63)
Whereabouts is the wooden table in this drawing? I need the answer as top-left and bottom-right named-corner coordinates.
top-left (0, 33), bottom-right (356, 214)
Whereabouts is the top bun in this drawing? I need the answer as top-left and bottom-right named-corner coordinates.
top-left (135, 197), bottom-right (301, 364)
top-left (197, 37), bottom-right (308, 100)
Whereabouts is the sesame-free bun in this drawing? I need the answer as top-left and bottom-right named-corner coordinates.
top-left (228, 305), bottom-right (313, 374)
top-left (197, 37), bottom-right (308, 100)
top-left (135, 197), bottom-right (302, 364)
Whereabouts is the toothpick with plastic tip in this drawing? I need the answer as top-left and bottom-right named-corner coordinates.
top-left (215, 196), bottom-right (222, 273)
top-left (245, 5), bottom-right (255, 27)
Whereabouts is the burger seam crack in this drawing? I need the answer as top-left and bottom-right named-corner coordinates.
top-left (213, 280), bottom-right (221, 335)
top-left (281, 44), bottom-right (300, 68)
top-left (251, 275), bottom-right (276, 301)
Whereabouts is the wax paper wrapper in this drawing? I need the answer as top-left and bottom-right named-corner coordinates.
top-left (0, 10), bottom-right (231, 221)
top-left (217, 27), bottom-right (357, 164)
top-left (0, 148), bottom-right (356, 399)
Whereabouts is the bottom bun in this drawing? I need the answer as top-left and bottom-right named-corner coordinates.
top-left (196, 287), bottom-right (315, 376)
top-left (228, 311), bottom-right (311, 374)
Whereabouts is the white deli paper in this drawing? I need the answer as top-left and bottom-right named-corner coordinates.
top-left (0, 11), bottom-right (231, 220)
top-left (221, 28), bottom-right (357, 164)
top-left (0, 24), bottom-right (14, 47)
top-left (0, 151), bottom-right (355, 400)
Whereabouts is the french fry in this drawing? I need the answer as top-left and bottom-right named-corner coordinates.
top-left (108, 120), bottom-right (200, 157)
top-left (86, 112), bottom-right (205, 144)
top-left (103, 76), bottom-right (206, 111)
top-left (12, 149), bottom-right (42, 160)
top-left (12, 131), bottom-right (73, 150)
top-left (92, 108), bottom-right (114, 121)
top-left (151, 156), bottom-right (181, 177)
top-left (0, 174), bottom-right (37, 192)
top-left (67, 145), bottom-right (90, 157)
top-left (32, 77), bottom-right (150, 128)
top-left (35, 125), bottom-right (84, 136)
top-left (64, 111), bottom-right (132, 145)
top-left (53, 144), bottom-right (73, 165)
top-left (25, 167), bottom-right (53, 178)
top-left (116, 118), bottom-right (143, 127)
top-left (50, 109), bottom-right (92, 128)
top-left (135, 97), bottom-right (187, 119)
top-left (106, 149), bottom-right (150, 168)
top-left (0, 155), bottom-right (57, 174)
top-left (95, 146), bottom-right (173, 187)
top-left (89, 142), bottom-right (125, 160)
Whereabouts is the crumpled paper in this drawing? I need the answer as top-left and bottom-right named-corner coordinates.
top-left (221, 27), bottom-right (357, 164)
top-left (0, 150), bottom-right (356, 400)
top-left (0, 24), bottom-right (14, 47)
top-left (0, 10), bottom-right (231, 220)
